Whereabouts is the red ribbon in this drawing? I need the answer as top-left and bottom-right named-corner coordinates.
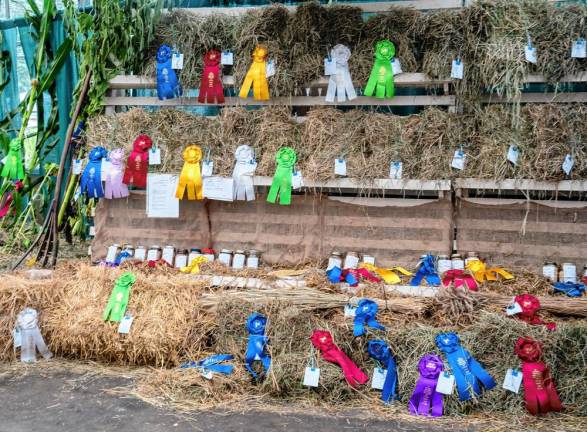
top-left (123, 135), bottom-right (152, 189)
top-left (310, 330), bottom-right (368, 387)
top-left (0, 193), bottom-right (13, 218)
top-left (515, 338), bottom-right (562, 415)
top-left (198, 50), bottom-right (225, 104)
top-left (442, 269), bottom-right (478, 291)
top-left (514, 294), bottom-right (556, 331)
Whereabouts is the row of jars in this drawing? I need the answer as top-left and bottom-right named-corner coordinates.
top-left (326, 251), bottom-right (375, 270)
top-left (436, 252), bottom-right (480, 274)
top-left (542, 261), bottom-right (587, 284)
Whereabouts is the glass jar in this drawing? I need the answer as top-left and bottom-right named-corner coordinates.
top-left (344, 251), bottom-right (359, 269)
top-left (147, 245), bottom-right (162, 262)
top-left (106, 244), bottom-right (121, 264)
top-left (118, 244), bottom-right (134, 265)
top-left (327, 251), bottom-right (343, 270)
top-left (202, 248), bottom-right (216, 263)
top-left (562, 262), bottom-right (577, 283)
top-left (542, 261), bottom-right (557, 283)
top-left (188, 248), bottom-right (202, 265)
top-left (134, 245), bottom-right (147, 261)
top-left (465, 251), bottom-right (479, 266)
top-left (451, 254), bottom-right (464, 271)
top-left (175, 250), bottom-right (188, 268)
top-left (437, 255), bottom-right (452, 274)
top-left (232, 250), bottom-right (246, 269)
top-left (246, 250), bottom-right (260, 269)
top-left (361, 253), bottom-right (375, 265)
top-left (218, 249), bottom-right (232, 266)
top-left (162, 245), bottom-right (176, 266)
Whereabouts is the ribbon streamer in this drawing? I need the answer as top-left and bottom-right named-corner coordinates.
top-left (103, 272), bottom-right (136, 322)
top-left (354, 299), bottom-right (385, 336)
top-left (180, 354), bottom-right (234, 376)
top-left (123, 135), bottom-right (152, 189)
top-left (515, 338), bottom-right (562, 415)
top-left (239, 46), bottom-right (269, 101)
top-left (410, 255), bottom-right (441, 287)
top-left (198, 50), bottom-right (225, 104)
top-left (466, 260), bottom-right (513, 284)
top-left (104, 148), bottom-right (129, 199)
top-left (511, 294), bottom-right (556, 331)
top-left (267, 147), bottom-right (296, 205)
top-left (16, 308), bottom-right (52, 363)
top-left (311, 330), bottom-right (368, 387)
top-left (364, 40), bottom-right (395, 99)
top-left (156, 44), bottom-right (183, 100)
top-left (176, 145), bottom-right (203, 200)
top-left (232, 145), bottom-right (256, 201)
top-left (367, 340), bottom-right (399, 403)
top-left (180, 256), bottom-right (208, 274)
top-left (325, 44), bottom-right (357, 103)
top-left (408, 354), bottom-right (444, 417)
top-left (245, 312), bottom-right (271, 379)
top-left (1, 138), bottom-right (25, 180)
top-left (553, 281), bottom-right (585, 297)
top-left (441, 269), bottom-right (478, 291)
top-left (360, 262), bottom-right (412, 285)
top-left (80, 146), bottom-right (108, 199)
top-left (436, 332), bottom-right (496, 401)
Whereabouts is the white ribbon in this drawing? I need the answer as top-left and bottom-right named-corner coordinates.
top-left (16, 307), bottom-right (52, 363)
top-left (325, 44), bottom-right (357, 103)
top-left (233, 145), bottom-right (256, 201)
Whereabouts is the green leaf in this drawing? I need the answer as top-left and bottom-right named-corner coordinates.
top-left (38, 38), bottom-right (74, 93)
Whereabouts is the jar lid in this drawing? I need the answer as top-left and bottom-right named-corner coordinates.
top-left (438, 255), bottom-right (450, 259)
top-left (362, 253), bottom-right (373, 257)
top-left (235, 250), bottom-right (245, 254)
top-left (544, 261), bottom-right (556, 265)
top-left (150, 245), bottom-right (160, 249)
top-left (466, 251), bottom-right (477, 257)
top-left (346, 251), bottom-right (358, 256)
top-left (202, 248), bottom-right (215, 254)
top-left (164, 245), bottom-right (175, 249)
top-left (249, 250), bottom-right (258, 255)
top-left (123, 244), bottom-right (133, 248)
top-left (136, 245), bottom-right (144, 249)
top-left (111, 243), bottom-right (120, 247)
top-left (331, 251), bottom-right (342, 256)
top-left (220, 249), bottom-right (233, 254)
top-left (451, 254), bottom-right (462, 258)
top-left (562, 262), bottom-right (575, 266)
top-left (190, 248), bottom-right (202, 253)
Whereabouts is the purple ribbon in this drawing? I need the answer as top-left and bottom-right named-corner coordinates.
top-left (408, 354), bottom-right (444, 417)
top-left (104, 148), bottom-right (129, 199)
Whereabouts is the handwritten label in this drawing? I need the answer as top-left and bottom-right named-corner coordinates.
top-left (149, 148), bottom-right (161, 165)
top-left (172, 52), bottom-right (184, 69)
top-left (292, 171), bottom-right (304, 190)
top-left (389, 161), bottom-right (403, 179)
top-left (303, 367), bottom-right (320, 387)
top-left (147, 174), bottom-right (179, 218)
top-left (371, 367), bottom-right (387, 390)
top-left (451, 59), bottom-right (464, 79)
top-left (73, 159), bottom-right (83, 175)
top-left (202, 160), bottom-right (214, 177)
top-left (334, 158), bottom-right (347, 176)
top-left (451, 149), bottom-right (465, 170)
top-left (507, 145), bottom-right (519, 166)
top-left (525, 45), bottom-right (537, 64)
top-left (391, 58), bottom-right (403, 75)
top-left (221, 51), bottom-right (234, 65)
top-left (117, 315), bottom-right (134, 334)
top-left (571, 39), bottom-right (586, 58)
top-left (203, 176), bottom-right (234, 202)
top-left (562, 154), bottom-right (574, 175)
top-left (502, 368), bottom-right (523, 393)
top-left (324, 58), bottom-right (336, 75)
top-left (435, 372), bottom-right (455, 395)
top-left (266, 60), bottom-right (276, 78)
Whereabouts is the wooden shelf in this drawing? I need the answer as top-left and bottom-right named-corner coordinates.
top-left (454, 178), bottom-right (587, 193)
top-left (253, 176), bottom-right (451, 192)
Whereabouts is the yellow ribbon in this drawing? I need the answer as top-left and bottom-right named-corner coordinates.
top-left (239, 46), bottom-right (269, 101)
top-left (180, 256), bottom-right (209, 274)
top-left (359, 263), bottom-right (413, 285)
top-left (176, 145), bottom-right (203, 200)
top-left (465, 260), bottom-right (514, 283)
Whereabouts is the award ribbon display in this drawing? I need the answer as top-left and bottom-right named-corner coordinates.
top-left (176, 145), bottom-right (203, 200)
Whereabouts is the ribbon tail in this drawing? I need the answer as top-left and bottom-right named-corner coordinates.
top-left (381, 360), bottom-right (397, 403)
top-left (325, 75), bottom-right (336, 103)
top-left (469, 357), bottom-right (496, 391)
top-left (353, 317), bottom-right (365, 337)
top-left (32, 327), bottom-right (52, 359)
top-left (344, 70), bottom-right (357, 101)
top-left (408, 387), bottom-right (422, 415)
top-left (543, 368), bottom-right (562, 412)
top-left (239, 72), bottom-right (254, 99)
top-left (367, 317), bottom-right (385, 332)
top-left (430, 390), bottom-right (443, 417)
top-left (364, 69), bottom-right (378, 97)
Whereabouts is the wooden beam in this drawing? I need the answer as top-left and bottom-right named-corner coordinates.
top-left (482, 92), bottom-right (587, 104)
top-left (253, 176), bottom-right (451, 191)
top-left (454, 178), bottom-right (587, 192)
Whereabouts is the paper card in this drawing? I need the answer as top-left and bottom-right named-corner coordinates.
top-left (74, 186), bottom-right (81, 201)
top-left (371, 367), bottom-right (388, 390)
top-left (147, 174), bottom-right (179, 218)
top-left (525, 45), bottom-right (537, 64)
top-left (201, 369), bottom-right (214, 380)
top-left (149, 148), bottom-right (161, 165)
top-left (391, 58), bottom-right (403, 75)
top-left (117, 315), bottom-right (134, 334)
top-left (502, 368), bottom-right (523, 393)
top-left (362, 255), bottom-right (376, 265)
top-left (254, 353), bottom-right (261, 361)
top-left (303, 367), bottom-right (320, 387)
top-left (73, 159), bottom-right (83, 175)
top-left (562, 154), bottom-right (574, 175)
top-left (221, 51), bottom-right (234, 65)
top-left (292, 171), bottom-right (304, 190)
top-left (507, 145), bottom-right (519, 166)
top-left (203, 176), bottom-right (234, 202)
top-left (435, 372), bottom-right (455, 395)
top-left (506, 301), bottom-right (523, 316)
top-left (172, 52), bottom-right (184, 69)
top-left (202, 160), bottom-right (214, 177)
top-left (571, 39), bottom-right (586, 58)
top-left (1, 156), bottom-right (7, 165)
top-left (266, 60), bottom-right (276, 78)
top-left (101, 159), bottom-right (111, 178)
top-left (451, 150), bottom-right (465, 170)
top-left (334, 158), bottom-right (347, 176)
top-left (451, 59), bottom-right (464, 79)
top-left (389, 161), bottom-right (403, 179)
top-left (13, 327), bottom-right (21, 349)
top-left (324, 58), bottom-right (337, 76)
top-left (89, 226), bottom-right (96, 237)
top-left (344, 304), bottom-right (357, 317)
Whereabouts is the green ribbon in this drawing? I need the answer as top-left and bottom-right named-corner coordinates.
top-left (103, 272), bottom-right (136, 322)
top-left (364, 40), bottom-right (395, 99)
top-left (1, 138), bottom-right (25, 180)
top-left (267, 147), bottom-right (296, 206)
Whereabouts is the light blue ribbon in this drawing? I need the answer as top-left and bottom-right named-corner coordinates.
top-left (180, 354), bottom-right (234, 375)
top-left (245, 312), bottom-right (271, 379)
top-left (354, 299), bottom-right (385, 336)
top-left (410, 255), bottom-right (441, 286)
top-left (553, 282), bottom-right (585, 297)
top-left (367, 340), bottom-right (398, 403)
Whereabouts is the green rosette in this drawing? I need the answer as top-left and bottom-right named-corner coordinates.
top-left (267, 147), bottom-right (297, 206)
top-left (102, 272), bottom-right (136, 322)
top-left (364, 40), bottom-right (395, 99)
top-left (1, 138), bottom-right (25, 180)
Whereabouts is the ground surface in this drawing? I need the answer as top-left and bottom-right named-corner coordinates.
top-left (0, 366), bottom-right (470, 432)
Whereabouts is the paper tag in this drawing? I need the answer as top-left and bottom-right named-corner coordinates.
top-left (389, 161), bottom-right (403, 179)
top-left (525, 45), bottom-right (537, 64)
top-left (117, 315), bottom-right (134, 334)
top-left (435, 372), bottom-right (455, 395)
top-left (334, 158), bottom-right (347, 176)
top-left (221, 50), bottom-right (234, 65)
top-left (507, 145), bottom-right (519, 166)
top-left (324, 58), bottom-right (336, 75)
top-left (73, 159), bottom-right (83, 175)
top-left (391, 58), bottom-right (403, 75)
top-left (371, 367), bottom-right (387, 390)
top-left (202, 160), bottom-right (214, 177)
top-left (562, 154), bottom-right (574, 175)
top-left (148, 148), bottom-right (161, 165)
top-left (13, 327), bottom-right (21, 349)
top-left (571, 39), bottom-right (586, 58)
top-left (101, 159), bottom-right (111, 178)
top-left (89, 226), bottom-right (96, 237)
top-left (1, 156), bottom-right (7, 165)
top-left (344, 304), bottom-right (356, 317)
top-left (266, 60), bottom-right (276, 78)
top-left (502, 368), bottom-right (523, 393)
top-left (200, 369), bottom-right (214, 380)
top-left (451, 149), bottom-right (465, 170)
top-left (303, 367), bottom-right (320, 387)
top-left (451, 59), bottom-right (464, 79)
top-left (292, 170), bottom-right (304, 190)
top-left (74, 186), bottom-right (81, 201)
top-left (506, 301), bottom-right (523, 316)
top-left (171, 52), bottom-right (184, 69)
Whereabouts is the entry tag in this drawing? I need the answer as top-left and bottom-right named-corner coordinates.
top-left (201, 369), bottom-right (214, 380)
top-left (89, 226), bottom-right (96, 237)
top-left (334, 158), bottom-right (347, 176)
top-left (506, 300), bottom-right (523, 316)
top-left (101, 159), bottom-right (111, 178)
top-left (117, 315), bottom-right (134, 334)
top-left (73, 159), bottom-right (83, 175)
top-left (435, 371), bottom-right (455, 395)
top-left (571, 39), bottom-right (586, 58)
top-left (172, 52), bottom-right (184, 69)
top-left (292, 171), bottom-right (304, 190)
top-left (451, 149), bottom-right (465, 170)
top-left (266, 60), bottom-right (276, 78)
top-left (502, 368), bottom-right (523, 393)
top-left (562, 154), bottom-right (574, 175)
top-left (389, 161), bottom-right (403, 179)
top-left (391, 58), bottom-right (403, 75)
top-left (13, 327), bottom-right (22, 349)
top-left (344, 304), bottom-right (357, 317)
top-left (324, 58), bottom-right (337, 75)
top-left (371, 367), bottom-right (387, 390)
top-left (451, 59), bottom-right (464, 79)
top-left (202, 160), bottom-right (214, 177)
top-left (1, 156), bottom-right (6, 165)
top-left (221, 51), bottom-right (234, 65)
top-left (507, 145), bottom-right (519, 166)
top-left (149, 148), bottom-right (161, 165)
top-left (303, 367), bottom-right (320, 387)
top-left (525, 44), bottom-right (537, 64)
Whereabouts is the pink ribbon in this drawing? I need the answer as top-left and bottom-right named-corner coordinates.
top-left (105, 148), bottom-right (129, 199)
top-left (442, 269), bottom-right (478, 291)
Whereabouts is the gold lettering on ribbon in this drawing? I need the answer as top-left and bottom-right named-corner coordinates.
top-left (532, 369), bottom-right (545, 390)
top-left (457, 357), bottom-right (471, 374)
top-left (208, 71), bottom-right (214, 88)
top-left (134, 155), bottom-right (142, 171)
top-left (422, 386), bottom-right (432, 406)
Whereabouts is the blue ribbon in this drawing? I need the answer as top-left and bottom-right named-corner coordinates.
top-left (435, 332), bottom-right (496, 401)
top-left (245, 312), bottom-right (271, 379)
top-left (326, 266), bottom-right (358, 286)
top-left (156, 44), bottom-right (183, 100)
top-left (410, 255), bottom-right (441, 286)
top-left (367, 340), bottom-right (399, 403)
top-left (354, 299), bottom-right (385, 336)
top-left (180, 354), bottom-right (234, 375)
top-left (114, 251), bottom-right (133, 266)
top-left (553, 282), bottom-right (585, 297)
top-left (80, 146), bottom-right (107, 199)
